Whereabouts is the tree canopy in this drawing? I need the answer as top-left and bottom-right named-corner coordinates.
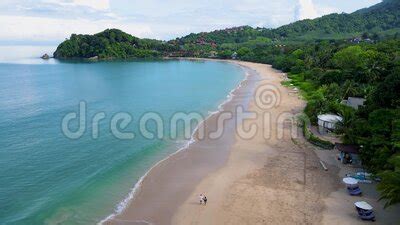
top-left (54, 29), bottom-right (177, 59)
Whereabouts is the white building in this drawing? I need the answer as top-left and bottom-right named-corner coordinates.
top-left (342, 97), bottom-right (365, 110)
top-left (317, 114), bottom-right (343, 134)
top-left (231, 52), bottom-right (238, 60)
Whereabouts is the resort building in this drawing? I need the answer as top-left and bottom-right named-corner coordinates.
top-left (231, 52), bottom-right (238, 60)
top-left (317, 114), bottom-right (343, 134)
top-left (208, 51), bottom-right (218, 58)
top-left (342, 97), bottom-right (366, 110)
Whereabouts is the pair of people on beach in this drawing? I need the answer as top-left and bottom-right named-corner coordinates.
top-left (199, 194), bottom-right (207, 205)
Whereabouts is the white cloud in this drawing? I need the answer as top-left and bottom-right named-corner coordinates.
top-left (0, 0), bottom-right (384, 43)
top-left (315, 5), bottom-right (338, 16)
top-left (72, 0), bottom-right (110, 11)
top-left (115, 0), bottom-right (295, 39)
top-left (42, 0), bottom-right (110, 11)
top-left (294, 0), bottom-right (339, 21)
top-left (0, 15), bottom-right (152, 42)
top-left (295, 0), bottom-right (319, 20)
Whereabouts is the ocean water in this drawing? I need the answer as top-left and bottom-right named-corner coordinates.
top-left (0, 47), bottom-right (244, 225)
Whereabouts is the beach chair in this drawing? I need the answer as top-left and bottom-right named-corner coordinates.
top-left (347, 186), bottom-right (362, 196)
top-left (355, 201), bottom-right (375, 221)
top-left (343, 177), bottom-right (362, 196)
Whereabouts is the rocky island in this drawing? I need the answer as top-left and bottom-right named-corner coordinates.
top-left (41, 53), bottom-right (50, 59)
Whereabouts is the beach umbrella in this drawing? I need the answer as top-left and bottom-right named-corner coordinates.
top-left (354, 201), bottom-right (373, 211)
top-left (343, 177), bottom-right (358, 186)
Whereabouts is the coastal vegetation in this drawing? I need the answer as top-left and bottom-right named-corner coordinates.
top-left (53, 29), bottom-right (177, 59)
top-left (270, 38), bottom-right (400, 207)
top-left (53, 0), bottom-right (400, 207)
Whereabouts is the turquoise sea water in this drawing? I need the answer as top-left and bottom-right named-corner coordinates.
top-left (0, 48), bottom-right (244, 225)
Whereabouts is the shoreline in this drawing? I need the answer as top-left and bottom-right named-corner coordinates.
top-left (102, 59), bottom-right (257, 224)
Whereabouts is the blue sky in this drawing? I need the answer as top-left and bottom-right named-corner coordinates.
top-left (0, 0), bottom-right (381, 45)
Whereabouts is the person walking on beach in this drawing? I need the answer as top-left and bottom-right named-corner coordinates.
top-left (202, 195), bottom-right (207, 205)
top-left (199, 194), bottom-right (204, 205)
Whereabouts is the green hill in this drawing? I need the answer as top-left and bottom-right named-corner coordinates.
top-left (272, 0), bottom-right (400, 40)
top-left (53, 29), bottom-right (177, 59)
top-left (172, 0), bottom-right (400, 48)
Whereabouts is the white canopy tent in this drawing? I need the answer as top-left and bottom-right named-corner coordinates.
top-left (317, 114), bottom-right (343, 134)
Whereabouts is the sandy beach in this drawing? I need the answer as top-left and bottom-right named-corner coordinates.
top-left (106, 60), bottom-right (399, 225)
top-left (171, 61), bottom-right (339, 225)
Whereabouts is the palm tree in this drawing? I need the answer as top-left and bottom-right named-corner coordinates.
top-left (377, 155), bottom-right (400, 208)
top-left (337, 106), bottom-right (356, 143)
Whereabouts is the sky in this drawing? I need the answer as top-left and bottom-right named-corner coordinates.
top-left (0, 0), bottom-right (382, 45)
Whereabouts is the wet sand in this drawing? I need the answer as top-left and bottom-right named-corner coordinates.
top-left (105, 60), bottom-right (371, 225)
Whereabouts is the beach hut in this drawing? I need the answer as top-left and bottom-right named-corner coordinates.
top-left (317, 114), bottom-right (343, 134)
top-left (208, 51), bottom-right (218, 58)
top-left (231, 52), bottom-right (238, 60)
top-left (335, 143), bottom-right (360, 165)
top-left (341, 97), bottom-right (365, 110)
